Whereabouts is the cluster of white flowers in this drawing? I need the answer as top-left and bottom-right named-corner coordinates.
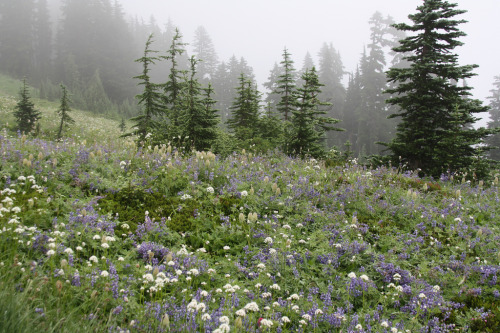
top-left (244, 302), bottom-right (259, 312)
top-left (223, 283), bottom-right (240, 293)
top-left (206, 186), bottom-right (214, 194)
top-left (270, 283), bottom-right (281, 291)
top-left (187, 299), bottom-right (206, 313)
top-left (180, 193), bottom-right (192, 200)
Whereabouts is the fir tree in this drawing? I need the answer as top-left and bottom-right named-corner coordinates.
top-left (487, 75), bottom-right (500, 160)
top-left (56, 85), bottom-right (74, 140)
top-left (275, 47), bottom-right (297, 122)
top-left (289, 67), bottom-right (342, 158)
top-left (262, 62), bottom-right (283, 116)
top-left (192, 26), bottom-right (218, 84)
top-left (180, 57), bottom-right (219, 151)
top-left (119, 117), bottom-right (126, 132)
top-left (386, 0), bottom-right (493, 177)
top-left (14, 78), bottom-right (41, 134)
top-left (227, 73), bottom-right (261, 142)
top-left (162, 28), bottom-right (188, 134)
top-left (126, 34), bottom-right (163, 142)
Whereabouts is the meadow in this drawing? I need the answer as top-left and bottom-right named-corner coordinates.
top-left (0, 76), bottom-right (499, 332)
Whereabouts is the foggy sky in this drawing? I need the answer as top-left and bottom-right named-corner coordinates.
top-left (119, 0), bottom-right (500, 124)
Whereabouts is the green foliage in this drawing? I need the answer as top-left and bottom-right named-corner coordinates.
top-left (13, 78), bottom-right (41, 134)
top-left (179, 58), bottom-right (219, 151)
top-left (288, 67), bottom-right (342, 158)
top-left (56, 84), bottom-right (74, 140)
top-left (386, 0), bottom-right (495, 177)
top-left (226, 73), bottom-right (261, 142)
top-left (125, 34), bottom-right (163, 143)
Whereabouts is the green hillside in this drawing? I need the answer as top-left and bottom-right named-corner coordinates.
top-left (0, 74), bottom-right (499, 333)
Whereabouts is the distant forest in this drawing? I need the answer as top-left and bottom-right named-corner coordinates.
top-left (0, 0), bottom-right (499, 160)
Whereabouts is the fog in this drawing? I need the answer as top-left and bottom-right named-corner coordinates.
top-left (120, 0), bottom-right (500, 124)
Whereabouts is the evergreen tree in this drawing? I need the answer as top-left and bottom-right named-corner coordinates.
top-left (84, 69), bottom-right (113, 114)
top-left (317, 43), bottom-right (346, 148)
top-left (14, 78), bottom-right (41, 134)
top-left (289, 67), bottom-right (342, 158)
top-left (262, 62), bottom-right (283, 116)
top-left (487, 76), bottom-right (500, 160)
top-left (162, 28), bottom-right (188, 134)
top-left (297, 52), bottom-right (315, 87)
top-left (180, 57), bottom-right (219, 151)
top-left (33, 0), bottom-right (52, 83)
top-left (212, 61), bottom-right (231, 125)
top-left (258, 101), bottom-right (284, 151)
top-left (341, 69), bottom-right (363, 152)
top-left (227, 73), bottom-right (261, 142)
top-left (275, 48), bottom-right (297, 122)
top-left (356, 12), bottom-right (392, 156)
top-left (119, 117), bottom-right (126, 132)
top-left (192, 26), bottom-right (218, 84)
top-left (386, 0), bottom-right (493, 177)
top-left (126, 34), bottom-right (163, 142)
top-left (56, 84), bottom-right (74, 140)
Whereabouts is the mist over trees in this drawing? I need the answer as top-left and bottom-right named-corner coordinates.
top-left (0, 0), bottom-right (498, 174)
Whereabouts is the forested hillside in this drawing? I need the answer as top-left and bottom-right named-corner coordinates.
top-left (2, 0), bottom-right (498, 162)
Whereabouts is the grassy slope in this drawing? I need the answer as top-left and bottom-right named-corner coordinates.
top-left (0, 74), bottom-right (124, 143)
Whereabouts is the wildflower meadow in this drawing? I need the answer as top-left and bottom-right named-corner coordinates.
top-left (0, 84), bottom-right (499, 332)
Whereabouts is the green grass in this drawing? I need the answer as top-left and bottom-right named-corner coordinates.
top-left (0, 73), bottom-right (499, 332)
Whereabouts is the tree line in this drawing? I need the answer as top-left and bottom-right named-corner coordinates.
top-left (3, 0), bottom-right (500, 177)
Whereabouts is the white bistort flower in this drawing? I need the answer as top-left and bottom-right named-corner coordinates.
top-left (244, 302), bottom-right (259, 312)
top-left (348, 272), bottom-right (357, 279)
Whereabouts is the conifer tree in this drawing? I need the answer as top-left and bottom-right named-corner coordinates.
top-left (162, 28), bottom-right (188, 134)
top-left (263, 62), bottom-right (283, 116)
top-left (56, 85), bottom-right (74, 140)
top-left (14, 78), bottom-right (41, 134)
top-left (288, 67), bottom-right (342, 158)
top-left (487, 75), bottom-right (500, 160)
top-left (119, 117), bottom-right (126, 132)
top-left (275, 48), bottom-right (297, 122)
top-left (126, 34), bottom-right (163, 142)
top-left (386, 0), bottom-right (493, 177)
top-left (227, 73), bottom-right (261, 142)
top-left (180, 57), bottom-right (219, 151)
top-left (192, 26), bottom-right (218, 84)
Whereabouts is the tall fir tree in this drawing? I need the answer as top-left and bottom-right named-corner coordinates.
top-left (56, 84), bottom-right (74, 140)
top-left (162, 28), bottom-right (188, 135)
top-left (33, 0), bottom-right (52, 83)
top-left (212, 61), bottom-right (231, 125)
top-left (226, 73), bottom-right (261, 142)
top-left (275, 47), bottom-right (297, 122)
top-left (179, 57), bottom-right (219, 151)
top-left (126, 34), bottom-right (163, 142)
top-left (356, 12), bottom-right (392, 156)
top-left (486, 76), bottom-right (500, 160)
top-left (263, 62), bottom-right (283, 116)
top-left (289, 67), bottom-right (342, 158)
top-left (192, 26), bottom-right (218, 84)
top-left (386, 0), bottom-right (493, 177)
top-left (341, 68), bottom-right (363, 152)
top-left (14, 78), bottom-right (41, 134)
